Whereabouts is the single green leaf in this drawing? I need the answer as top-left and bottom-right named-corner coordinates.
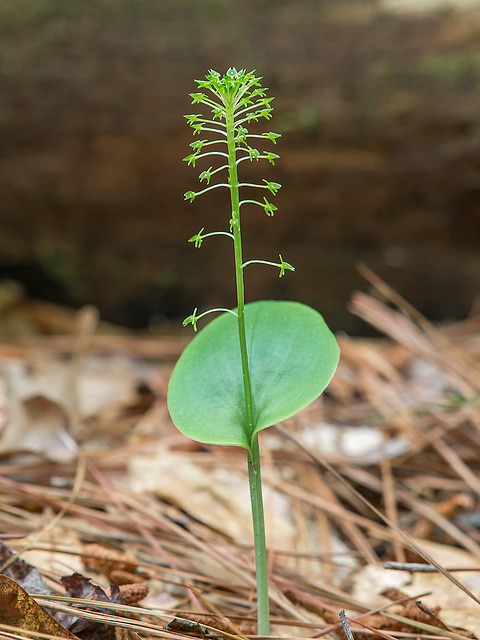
top-left (167, 300), bottom-right (339, 449)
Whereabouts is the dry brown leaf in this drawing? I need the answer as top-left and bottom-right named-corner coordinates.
top-left (21, 529), bottom-right (85, 577)
top-left (129, 449), bottom-right (294, 547)
top-left (440, 609), bottom-right (480, 638)
top-left (0, 349), bottom-right (141, 459)
top-left (129, 450), bottom-right (253, 542)
top-left (300, 421), bottom-right (410, 463)
top-left (352, 539), bottom-right (480, 638)
top-left (352, 558), bottom-right (480, 610)
top-left (0, 573), bottom-right (78, 638)
top-left (0, 393), bottom-right (76, 462)
top-left (115, 629), bottom-right (143, 640)
top-left (75, 354), bottom-right (140, 417)
top-left (0, 359), bottom-right (75, 461)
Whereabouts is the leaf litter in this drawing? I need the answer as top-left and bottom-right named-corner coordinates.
top-left (0, 275), bottom-right (478, 638)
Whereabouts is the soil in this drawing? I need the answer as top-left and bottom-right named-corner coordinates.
top-left (1, 0), bottom-right (480, 333)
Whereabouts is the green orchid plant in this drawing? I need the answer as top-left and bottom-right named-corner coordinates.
top-left (167, 68), bottom-right (339, 635)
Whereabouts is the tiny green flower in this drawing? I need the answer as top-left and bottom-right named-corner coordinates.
top-left (263, 179), bottom-right (281, 195)
top-left (190, 92), bottom-right (208, 104)
top-left (188, 228), bottom-right (205, 248)
top-left (263, 198), bottom-right (277, 216)
top-left (182, 307), bottom-right (199, 331)
top-left (199, 167), bottom-right (214, 184)
top-left (278, 254), bottom-right (295, 277)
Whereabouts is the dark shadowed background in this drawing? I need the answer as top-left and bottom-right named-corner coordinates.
top-left (1, 0), bottom-right (479, 334)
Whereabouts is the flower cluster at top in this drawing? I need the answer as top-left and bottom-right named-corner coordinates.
top-left (181, 67), bottom-right (294, 334)
top-left (182, 67), bottom-right (282, 218)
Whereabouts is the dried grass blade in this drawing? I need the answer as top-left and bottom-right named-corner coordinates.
top-left (349, 291), bottom-right (480, 395)
top-left (0, 457), bottom-right (85, 572)
top-left (432, 437), bottom-right (480, 497)
top-left (357, 263), bottom-right (480, 378)
top-left (275, 424), bottom-right (480, 608)
top-left (344, 465), bottom-right (480, 557)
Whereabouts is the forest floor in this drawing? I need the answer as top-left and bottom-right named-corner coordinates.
top-left (0, 275), bottom-right (479, 639)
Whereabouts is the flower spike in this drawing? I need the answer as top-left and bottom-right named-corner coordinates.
top-left (172, 70), bottom-right (337, 639)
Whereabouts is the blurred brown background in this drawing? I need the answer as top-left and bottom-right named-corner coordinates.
top-left (1, 0), bottom-right (479, 334)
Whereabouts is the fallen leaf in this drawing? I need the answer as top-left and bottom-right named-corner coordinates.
top-left (129, 449), bottom-right (294, 547)
top-left (299, 421), bottom-right (410, 463)
top-left (61, 573), bottom-right (124, 637)
top-left (0, 350), bottom-right (140, 460)
top-left (0, 393), bottom-right (76, 462)
top-left (352, 539), bottom-right (480, 639)
top-left (0, 540), bottom-right (53, 596)
top-left (0, 573), bottom-right (78, 638)
top-left (21, 528), bottom-right (84, 579)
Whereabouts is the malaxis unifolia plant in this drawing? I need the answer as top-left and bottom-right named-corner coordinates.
top-left (167, 68), bottom-right (339, 635)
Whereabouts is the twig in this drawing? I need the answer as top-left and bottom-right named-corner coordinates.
top-left (339, 610), bottom-right (356, 640)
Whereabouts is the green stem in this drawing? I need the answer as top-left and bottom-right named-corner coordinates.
top-left (225, 103), bottom-right (255, 436)
top-left (225, 99), bottom-right (270, 635)
top-left (247, 433), bottom-right (270, 636)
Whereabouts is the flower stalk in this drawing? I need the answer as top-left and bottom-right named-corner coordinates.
top-left (182, 68), bottom-right (292, 634)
